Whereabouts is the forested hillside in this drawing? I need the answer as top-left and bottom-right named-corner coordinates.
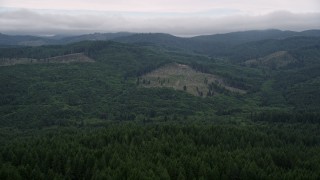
top-left (1, 30), bottom-right (320, 179)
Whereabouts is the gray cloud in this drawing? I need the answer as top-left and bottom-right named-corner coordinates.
top-left (0, 9), bottom-right (319, 36)
top-left (3, 0), bottom-right (320, 14)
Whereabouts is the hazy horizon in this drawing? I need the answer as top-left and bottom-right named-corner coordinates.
top-left (1, 0), bottom-right (320, 36)
top-left (2, 28), bottom-right (320, 38)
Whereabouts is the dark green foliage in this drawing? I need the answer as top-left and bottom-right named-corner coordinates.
top-left (253, 111), bottom-right (320, 123)
top-left (1, 123), bottom-right (320, 179)
top-left (0, 42), bottom-right (219, 128)
top-left (0, 62), bottom-right (211, 128)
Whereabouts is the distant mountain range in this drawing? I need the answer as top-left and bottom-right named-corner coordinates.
top-left (1, 29), bottom-right (320, 46)
top-left (0, 32), bottom-right (133, 46)
top-left (1, 29), bottom-right (320, 63)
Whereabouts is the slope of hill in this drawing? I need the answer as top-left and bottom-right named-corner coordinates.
top-left (227, 36), bottom-right (320, 62)
top-left (140, 63), bottom-right (245, 96)
top-left (243, 51), bottom-right (297, 69)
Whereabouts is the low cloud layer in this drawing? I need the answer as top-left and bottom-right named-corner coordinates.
top-left (0, 9), bottom-right (319, 36)
top-left (3, 0), bottom-right (320, 14)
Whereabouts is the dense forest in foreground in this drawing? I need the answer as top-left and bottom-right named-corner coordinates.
top-left (1, 30), bottom-right (320, 179)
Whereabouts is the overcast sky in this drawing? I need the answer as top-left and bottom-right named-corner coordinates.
top-left (1, 0), bottom-right (320, 36)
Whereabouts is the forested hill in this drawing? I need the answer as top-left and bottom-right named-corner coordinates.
top-left (1, 40), bottom-right (320, 128)
top-left (190, 29), bottom-right (320, 44)
top-left (0, 33), bottom-right (51, 46)
top-left (0, 41), bottom-right (214, 128)
top-left (1, 31), bottom-right (320, 179)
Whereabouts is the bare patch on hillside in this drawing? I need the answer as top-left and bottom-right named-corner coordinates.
top-left (244, 51), bottom-right (296, 69)
top-left (139, 63), bottom-right (246, 97)
top-left (0, 53), bottom-right (94, 66)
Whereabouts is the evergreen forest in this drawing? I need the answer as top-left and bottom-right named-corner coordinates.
top-left (0, 30), bottom-right (320, 179)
